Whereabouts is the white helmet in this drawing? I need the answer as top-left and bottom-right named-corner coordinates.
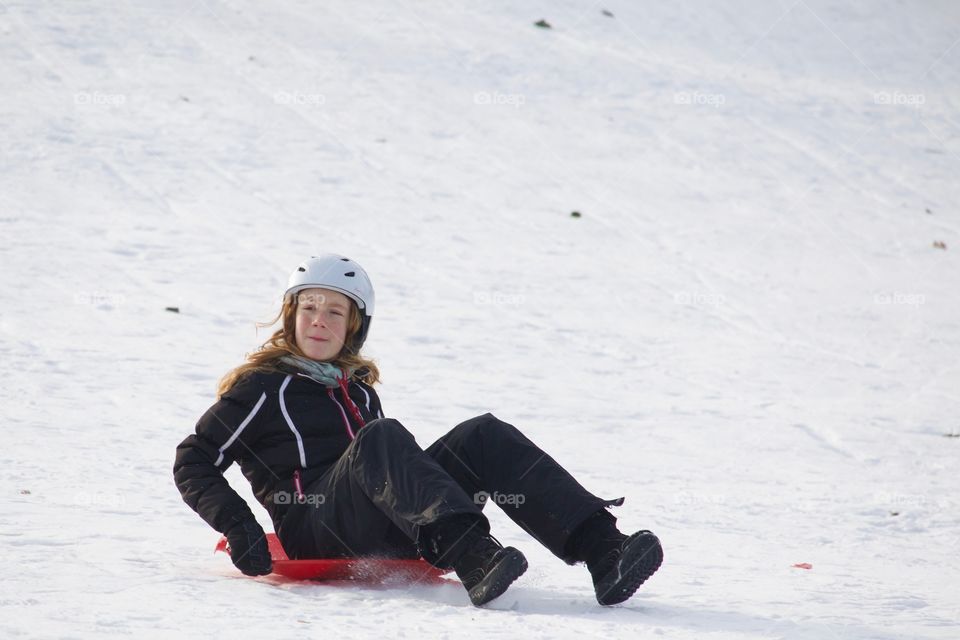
top-left (285, 254), bottom-right (375, 352)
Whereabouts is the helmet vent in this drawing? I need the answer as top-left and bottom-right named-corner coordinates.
top-left (344, 271), bottom-right (355, 277)
top-left (297, 267), bottom-right (306, 272)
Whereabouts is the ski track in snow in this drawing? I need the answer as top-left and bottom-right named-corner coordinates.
top-left (1, 1), bottom-right (959, 638)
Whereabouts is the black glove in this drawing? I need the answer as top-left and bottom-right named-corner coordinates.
top-left (225, 518), bottom-right (273, 576)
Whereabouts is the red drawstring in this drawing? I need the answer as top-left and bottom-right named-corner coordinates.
top-left (292, 469), bottom-right (305, 502)
top-left (308, 370), bottom-right (367, 440)
top-left (337, 375), bottom-right (367, 432)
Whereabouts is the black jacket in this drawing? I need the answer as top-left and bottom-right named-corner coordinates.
top-left (173, 370), bottom-right (384, 537)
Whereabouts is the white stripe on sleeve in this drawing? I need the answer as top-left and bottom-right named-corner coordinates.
top-left (279, 375), bottom-right (308, 468)
top-left (215, 391), bottom-right (267, 467)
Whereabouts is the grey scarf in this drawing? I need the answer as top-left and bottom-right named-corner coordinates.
top-left (280, 354), bottom-right (355, 388)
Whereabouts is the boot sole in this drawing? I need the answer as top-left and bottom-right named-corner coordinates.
top-left (596, 531), bottom-right (663, 606)
top-left (468, 547), bottom-right (528, 606)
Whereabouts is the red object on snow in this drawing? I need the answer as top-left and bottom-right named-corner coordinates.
top-left (792, 562), bottom-right (813, 570)
top-left (215, 533), bottom-right (451, 582)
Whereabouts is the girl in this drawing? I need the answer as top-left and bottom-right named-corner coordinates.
top-left (174, 253), bottom-right (663, 606)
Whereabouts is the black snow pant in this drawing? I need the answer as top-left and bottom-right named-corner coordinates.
top-left (277, 413), bottom-right (624, 566)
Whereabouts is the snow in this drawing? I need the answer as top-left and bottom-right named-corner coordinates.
top-left (2, 0), bottom-right (959, 638)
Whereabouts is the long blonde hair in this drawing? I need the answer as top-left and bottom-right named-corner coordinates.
top-left (217, 295), bottom-right (380, 398)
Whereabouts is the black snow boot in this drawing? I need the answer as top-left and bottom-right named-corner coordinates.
top-left (420, 514), bottom-right (528, 606)
top-left (454, 533), bottom-right (528, 606)
top-left (569, 509), bottom-right (663, 605)
top-left (588, 529), bottom-right (663, 605)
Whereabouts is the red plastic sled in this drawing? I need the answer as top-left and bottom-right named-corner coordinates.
top-left (215, 533), bottom-right (450, 583)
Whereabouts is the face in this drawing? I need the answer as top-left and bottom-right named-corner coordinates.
top-left (294, 288), bottom-right (351, 361)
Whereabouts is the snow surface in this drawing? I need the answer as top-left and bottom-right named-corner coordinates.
top-left (2, 0), bottom-right (959, 638)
